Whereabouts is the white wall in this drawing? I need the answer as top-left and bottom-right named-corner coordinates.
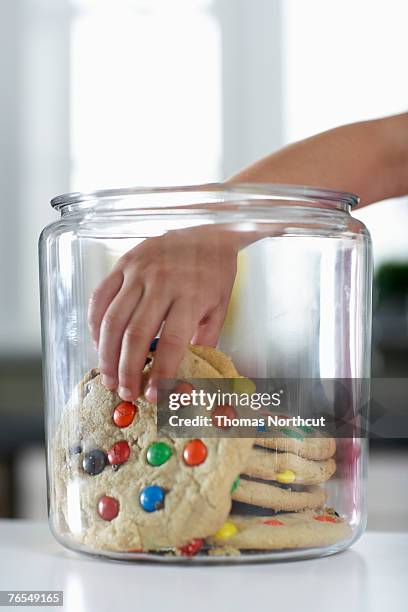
top-left (215, 0), bottom-right (283, 177)
top-left (0, 0), bottom-right (70, 355)
top-left (282, 0), bottom-right (408, 264)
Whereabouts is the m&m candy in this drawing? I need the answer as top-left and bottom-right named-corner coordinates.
top-left (213, 522), bottom-right (237, 540)
top-left (231, 377), bottom-right (256, 395)
top-left (146, 442), bottom-right (173, 466)
top-left (257, 421), bottom-right (267, 433)
top-left (179, 539), bottom-right (204, 557)
top-left (231, 476), bottom-right (240, 493)
top-left (298, 425), bottom-right (315, 434)
top-left (263, 519), bottom-right (284, 526)
top-left (69, 444), bottom-right (82, 457)
top-left (314, 515), bottom-right (338, 523)
top-left (83, 449), bottom-right (107, 475)
top-left (275, 469), bottom-right (296, 484)
top-left (139, 485), bottom-right (165, 512)
top-left (128, 548), bottom-right (144, 553)
top-left (97, 495), bottom-right (119, 521)
top-left (280, 427), bottom-right (304, 441)
top-left (107, 440), bottom-right (131, 466)
top-left (182, 439), bottom-right (208, 466)
top-left (113, 402), bottom-right (137, 428)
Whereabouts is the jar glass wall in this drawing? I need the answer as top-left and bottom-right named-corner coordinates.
top-left (39, 184), bottom-right (372, 562)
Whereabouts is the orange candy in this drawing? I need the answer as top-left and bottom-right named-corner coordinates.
top-left (183, 439), bottom-right (208, 466)
top-left (113, 402), bottom-right (137, 428)
top-left (128, 548), bottom-right (144, 553)
top-left (263, 519), bottom-right (284, 526)
top-left (314, 515), bottom-right (338, 523)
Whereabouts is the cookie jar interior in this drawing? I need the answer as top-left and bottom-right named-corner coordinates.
top-left (40, 184), bottom-right (371, 562)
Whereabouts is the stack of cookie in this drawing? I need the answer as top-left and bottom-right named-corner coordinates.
top-left (231, 427), bottom-right (336, 514)
top-left (206, 426), bottom-right (350, 553)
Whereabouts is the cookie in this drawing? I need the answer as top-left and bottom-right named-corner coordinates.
top-left (207, 510), bottom-right (351, 550)
top-left (243, 447), bottom-right (336, 485)
top-left (256, 426), bottom-right (336, 460)
top-left (52, 345), bottom-right (253, 552)
top-left (232, 478), bottom-right (326, 511)
top-left (187, 345), bottom-right (240, 377)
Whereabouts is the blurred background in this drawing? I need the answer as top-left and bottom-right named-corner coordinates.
top-left (0, 0), bottom-right (407, 528)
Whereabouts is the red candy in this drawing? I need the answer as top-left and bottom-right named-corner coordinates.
top-left (113, 402), bottom-right (137, 428)
top-left (314, 515), bottom-right (338, 523)
top-left (128, 548), bottom-right (144, 553)
top-left (183, 439), bottom-right (208, 466)
top-left (107, 440), bottom-right (131, 465)
top-left (211, 405), bottom-right (237, 429)
top-left (263, 519), bottom-right (284, 526)
top-left (179, 538), bottom-right (204, 557)
top-left (97, 495), bottom-right (119, 521)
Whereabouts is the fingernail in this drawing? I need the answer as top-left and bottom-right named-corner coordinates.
top-left (101, 375), bottom-right (117, 389)
top-left (119, 387), bottom-right (134, 401)
top-left (145, 385), bottom-right (157, 403)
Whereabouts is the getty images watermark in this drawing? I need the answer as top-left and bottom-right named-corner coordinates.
top-left (157, 377), bottom-right (408, 439)
top-left (167, 388), bottom-right (325, 430)
top-left (158, 379), bottom-right (326, 437)
top-left (168, 388), bottom-right (282, 410)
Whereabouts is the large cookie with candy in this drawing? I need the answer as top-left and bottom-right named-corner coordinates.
top-left (52, 345), bottom-right (253, 552)
top-left (243, 447), bottom-right (336, 485)
top-left (207, 509), bottom-right (351, 551)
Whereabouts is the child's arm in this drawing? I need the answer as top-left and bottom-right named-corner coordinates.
top-left (89, 113), bottom-right (408, 401)
top-left (230, 113), bottom-right (408, 206)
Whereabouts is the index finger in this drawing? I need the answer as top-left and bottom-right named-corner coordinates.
top-left (145, 299), bottom-right (199, 403)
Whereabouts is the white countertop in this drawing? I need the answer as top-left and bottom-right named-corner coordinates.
top-left (0, 520), bottom-right (406, 612)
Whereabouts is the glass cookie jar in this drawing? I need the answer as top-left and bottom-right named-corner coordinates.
top-left (39, 183), bottom-right (372, 562)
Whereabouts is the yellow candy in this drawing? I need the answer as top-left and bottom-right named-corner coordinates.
top-left (276, 469), bottom-right (296, 484)
top-left (231, 377), bottom-right (256, 395)
top-left (213, 522), bottom-right (238, 540)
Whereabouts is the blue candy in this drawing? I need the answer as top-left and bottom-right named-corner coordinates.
top-left (139, 485), bottom-right (165, 512)
top-left (149, 337), bottom-right (160, 352)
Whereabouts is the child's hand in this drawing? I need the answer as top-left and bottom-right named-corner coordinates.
top-left (88, 226), bottom-right (239, 402)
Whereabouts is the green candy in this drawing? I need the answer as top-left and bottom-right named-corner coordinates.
top-left (280, 427), bottom-right (304, 441)
top-left (146, 442), bottom-right (173, 466)
top-left (298, 425), bottom-right (315, 434)
top-left (231, 476), bottom-right (241, 493)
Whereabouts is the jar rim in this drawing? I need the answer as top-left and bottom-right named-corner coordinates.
top-left (50, 182), bottom-right (359, 211)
